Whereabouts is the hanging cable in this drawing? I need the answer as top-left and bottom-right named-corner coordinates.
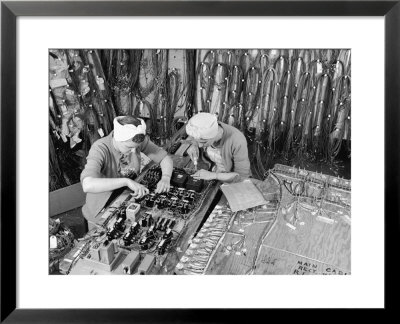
top-left (185, 49), bottom-right (197, 119)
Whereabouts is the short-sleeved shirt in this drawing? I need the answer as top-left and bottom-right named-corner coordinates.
top-left (80, 131), bottom-right (167, 224)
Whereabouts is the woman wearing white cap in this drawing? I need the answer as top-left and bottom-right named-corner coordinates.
top-left (185, 112), bottom-right (251, 183)
top-left (81, 116), bottom-right (173, 226)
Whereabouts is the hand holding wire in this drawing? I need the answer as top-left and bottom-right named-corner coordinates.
top-left (126, 179), bottom-right (149, 198)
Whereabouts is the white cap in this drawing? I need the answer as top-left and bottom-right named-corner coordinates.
top-left (113, 116), bottom-right (146, 141)
top-left (186, 113), bottom-right (219, 140)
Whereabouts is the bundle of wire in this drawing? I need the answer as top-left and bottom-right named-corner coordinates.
top-left (152, 49), bottom-right (169, 143)
top-left (194, 60), bottom-right (212, 113)
top-left (185, 50), bottom-right (197, 119)
top-left (208, 63), bottom-right (229, 118)
top-left (104, 49), bottom-right (142, 116)
top-left (165, 69), bottom-right (180, 139)
top-left (177, 207), bottom-right (233, 274)
top-left (242, 66), bottom-right (261, 132)
top-left (81, 49), bottom-right (116, 135)
top-left (49, 218), bottom-right (75, 262)
top-left (65, 50), bottom-right (102, 150)
top-left (224, 64), bottom-right (243, 127)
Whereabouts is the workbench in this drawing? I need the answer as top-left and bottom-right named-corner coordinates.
top-left (57, 155), bottom-right (351, 276)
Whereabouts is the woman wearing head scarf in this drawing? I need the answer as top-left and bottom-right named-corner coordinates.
top-left (185, 112), bottom-right (251, 183)
top-left (80, 116), bottom-right (173, 226)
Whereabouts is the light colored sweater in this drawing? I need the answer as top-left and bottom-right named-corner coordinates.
top-left (192, 122), bottom-right (251, 182)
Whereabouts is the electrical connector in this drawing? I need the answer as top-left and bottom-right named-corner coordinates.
top-left (138, 255), bottom-right (156, 274)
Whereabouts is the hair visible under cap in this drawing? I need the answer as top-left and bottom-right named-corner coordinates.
top-left (117, 116), bottom-right (145, 143)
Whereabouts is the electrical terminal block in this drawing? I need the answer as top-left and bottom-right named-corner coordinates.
top-left (138, 254), bottom-right (156, 275)
top-left (122, 250), bottom-right (141, 275)
top-left (90, 244), bottom-right (101, 262)
top-left (113, 217), bottom-right (126, 232)
top-left (157, 239), bottom-right (169, 255)
top-left (126, 202), bottom-right (141, 221)
top-left (163, 228), bottom-right (173, 240)
top-left (160, 218), bottom-right (169, 231)
top-left (99, 241), bottom-right (115, 265)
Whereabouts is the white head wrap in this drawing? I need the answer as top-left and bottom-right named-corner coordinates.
top-left (186, 112), bottom-right (219, 140)
top-left (113, 116), bottom-right (146, 142)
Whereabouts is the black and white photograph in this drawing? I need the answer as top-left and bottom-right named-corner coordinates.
top-left (49, 49), bottom-right (351, 276)
top-left (2, 0), bottom-right (395, 318)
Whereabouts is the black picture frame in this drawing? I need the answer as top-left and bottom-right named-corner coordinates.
top-left (1, 0), bottom-right (398, 322)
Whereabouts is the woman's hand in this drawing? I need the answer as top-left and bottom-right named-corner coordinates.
top-left (186, 144), bottom-right (199, 165)
top-left (191, 169), bottom-right (217, 181)
top-left (126, 179), bottom-right (149, 198)
top-left (155, 176), bottom-right (171, 193)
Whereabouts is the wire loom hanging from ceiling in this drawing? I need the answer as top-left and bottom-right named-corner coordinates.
top-left (197, 49), bottom-right (351, 179)
top-left (104, 49), bottom-right (143, 116)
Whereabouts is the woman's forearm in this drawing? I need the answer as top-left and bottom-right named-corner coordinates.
top-left (160, 155), bottom-right (173, 179)
top-left (214, 172), bottom-right (239, 182)
top-left (82, 177), bottom-right (128, 193)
